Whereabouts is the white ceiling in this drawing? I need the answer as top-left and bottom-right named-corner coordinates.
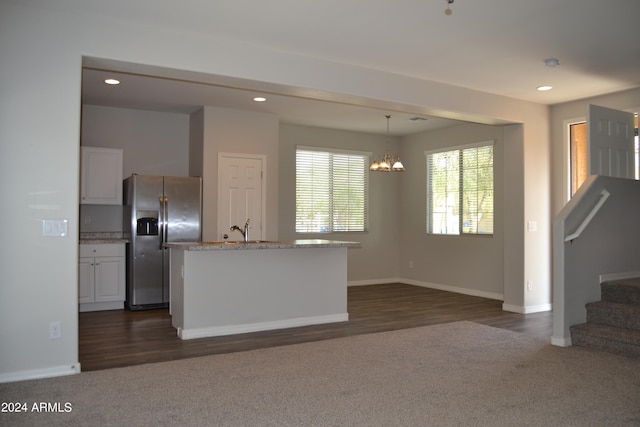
top-left (80, 0), bottom-right (640, 136)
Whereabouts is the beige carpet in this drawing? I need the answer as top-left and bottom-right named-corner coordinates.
top-left (2, 321), bottom-right (640, 426)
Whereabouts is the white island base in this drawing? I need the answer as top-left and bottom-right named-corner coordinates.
top-left (167, 240), bottom-right (357, 340)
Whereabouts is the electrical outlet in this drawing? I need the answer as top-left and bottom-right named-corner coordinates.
top-left (409, 260), bottom-right (414, 269)
top-left (526, 280), bottom-right (533, 292)
top-left (49, 321), bottom-right (62, 339)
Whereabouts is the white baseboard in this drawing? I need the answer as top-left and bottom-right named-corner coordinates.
top-left (350, 278), bottom-right (554, 314)
top-left (402, 278), bottom-right (504, 301)
top-left (348, 278), bottom-right (402, 287)
top-left (177, 313), bottom-right (349, 340)
top-left (599, 271), bottom-right (640, 283)
top-left (0, 363), bottom-right (80, 384)
top-left (551, 336), bottom-right (572, 347)
top-left (503, 303), bottom-right (552, 314)
top-left (351, 278), bottom-right (503, 301)
top-left (347, 277), bottom-right (503, 301)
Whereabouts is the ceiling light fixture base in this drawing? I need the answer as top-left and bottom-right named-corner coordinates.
top-left (544, 58), bottom-right (560, 67)
top-left (445, 0), bottom-right (454, 15)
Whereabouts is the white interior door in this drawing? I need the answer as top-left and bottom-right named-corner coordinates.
top-left (587, 104), bottom-right (635, 178)
top-left (218, 154), bottom-right (264, 241)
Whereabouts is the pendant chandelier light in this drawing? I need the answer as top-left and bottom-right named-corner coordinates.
top-left (370, 115), bottom-right (405, 172)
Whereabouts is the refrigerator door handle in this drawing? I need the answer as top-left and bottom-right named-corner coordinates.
top-left (163, 196), bottom-right (169, 245)
top-left (159, 196), bottom-right (165, 250)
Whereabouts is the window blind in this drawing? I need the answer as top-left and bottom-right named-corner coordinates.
top-left (296, 147), bottom-right (369, 233)
top-left (426, 142), bottom-right (494, 235)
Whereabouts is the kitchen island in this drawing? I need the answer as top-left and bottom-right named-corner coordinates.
top-left (164, 239), bottom-right (360, 340)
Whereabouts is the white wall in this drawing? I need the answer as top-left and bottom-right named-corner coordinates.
top-left (279, 123), bottom-right (401, 283)
top-left (1, 3), bottom-right (83, 381)
top-left (82, 105), bottom-right (190, 178)
top-left (0, 0), bottom-right (552, 381)
top-left (399, 123), bottom-right (505, 299)
top-left (189, 109), bottom-right (204, 177)
top-left (201, 106), bottom-right (279, 242)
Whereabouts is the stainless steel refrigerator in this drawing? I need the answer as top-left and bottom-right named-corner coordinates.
top-left (123, 174), bottom-right (202, 310)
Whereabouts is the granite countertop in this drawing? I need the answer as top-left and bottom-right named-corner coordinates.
top-left (164, 239), bottom-right (361, 251)
top-left (79, 232), bottom-right (129, 244)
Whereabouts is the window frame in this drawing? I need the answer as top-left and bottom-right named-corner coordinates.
top-left (425, 140), bottom-right (494, 236)
top-left (295, 145), bottom-right (371, 234)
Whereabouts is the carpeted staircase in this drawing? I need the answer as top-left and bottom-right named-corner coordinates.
top-left (570, 278), bottom-right (640, 357)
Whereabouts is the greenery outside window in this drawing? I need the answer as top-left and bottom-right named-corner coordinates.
top-left (296, 146), bottom-right (369, 233)
top-left (426, 141), bottom-right (494, 235)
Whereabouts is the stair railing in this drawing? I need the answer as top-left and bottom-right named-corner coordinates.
top-left (553, 176), bottom-right (640, 347)
top-left (564, 189), bottom-right (610, 243)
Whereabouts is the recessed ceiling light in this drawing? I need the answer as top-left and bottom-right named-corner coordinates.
top-left (253, 97), bottom-right (266, 102)
top-left (544, 58), bottom-right (560, 67)
top-left (104, 78), bottom-right (120, 85)
top-left (537, 85), bottom-right (553, 91)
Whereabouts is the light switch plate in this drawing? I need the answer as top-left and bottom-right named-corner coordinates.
top-left (42, 219), bottom-right (68, 237)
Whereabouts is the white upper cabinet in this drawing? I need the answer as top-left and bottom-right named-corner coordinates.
top-left (80, 147), bottom-right (123, 205)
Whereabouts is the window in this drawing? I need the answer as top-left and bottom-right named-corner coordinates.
top-left (569, 122), bottom-right (588, 197)
top-left (296, 146), bottom-right (369, 233)
top-left (426, 141), bottom-right (494, 235)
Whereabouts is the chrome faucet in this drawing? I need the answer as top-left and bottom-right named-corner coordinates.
top-left (230, 219), bottom-right (250, 242)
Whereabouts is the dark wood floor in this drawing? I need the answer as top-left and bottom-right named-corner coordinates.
top-left (79, 283), bottom-right (553, 371)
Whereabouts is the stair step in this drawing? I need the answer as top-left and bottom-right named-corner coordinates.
top-left (601, 279), bottom-right (640, 305)
top-left (586, 301), bottom-right (640, 331)
top-left (570, 323), bottom-right (640, 358)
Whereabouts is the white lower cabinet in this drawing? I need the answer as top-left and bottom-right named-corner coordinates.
top-left (79, 243), bottom-right (125, 312)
